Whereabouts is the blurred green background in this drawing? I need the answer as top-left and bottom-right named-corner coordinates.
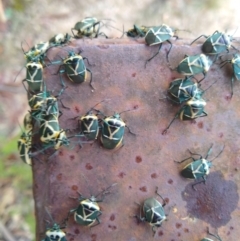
top-left (0, 0), bottom-right (240, 240)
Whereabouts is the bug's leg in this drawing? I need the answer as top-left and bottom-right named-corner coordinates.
top-left (145, 43), bottom-right (163, 67)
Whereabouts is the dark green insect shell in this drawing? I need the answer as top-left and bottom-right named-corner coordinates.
top-left (168, 77), bottom-right (202, 104)
top-left (72, 17), bottom-right (100, 38)
top-left (73, 197), bottom-right (101, 226)
top-left (100, 113), bottom-right (126, 150)
top-left (179, 97), bottom-right (207, 121)
top-left (127, 25), bottom-right (149, 38)
top-left (43, 223), bottom-right (67, 241)
top-left (177, 54), bottom-right (212, 76)
top-left (80, 112), bottom-right (99, 141)
top-left (25, 61), bottom-right (43, 93)
top-left (145, 24), bottom-right (174, 46)
top-left (202, 31), bottom-right (232, 54)
top-left (181, 159), bottom-right (212, 179)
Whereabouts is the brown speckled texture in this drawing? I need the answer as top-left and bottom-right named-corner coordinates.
top-left (32, 38), bottom-right (240, 241)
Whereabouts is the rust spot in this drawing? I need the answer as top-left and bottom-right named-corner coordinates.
top-left (59, 150), bottom-right (64, 156)
top-left (197, 121), bottom-right (203, 129)
top-left (129, 186), bottom-right (132, 189)
top-left (74, 106), bottom-right (80, 113)
top-left (230, 226), bottom-right (234, 230)
top-left (225, 95), bottom-right (231, 101)
top-left (69, 155), bottom-right (75, 160)
top-left (97, 45), bottom-right (109, 49)
top-left (191, 120), bottom-right (197, 124)
top-left (175, 223), bottom-right (182, 229)
top-left (139, 186), bottom-right (147, 192)
top-left (168, 179), bottom-right (173, 184)
top-left (218, 132), bottom-right (224, 138)
top-left (74, 228), bottom-right (79, 234)
top-left (177, 232), bottom-right (181, 237)
top-left (72, 185), bottom-right (78, 191)
top-left (151, 173), bottom-right (158, 179)
top-left (135, 156), bottom-right (142, 163)
top-left (85, 163), bottom-right (93, 170)
top-left (164, 198), bottom-right (169, 204)
top-left (206, 128), bottom-right (211, 132)
top-left (57, 173), bottom-right (62, 181)
top-left (184, 228), bottom-right (189, 233)
top-left (108, 225), bottom-right (117, 230)
top-left (158, 230), bottom-right (164, 236)
top-left (118, 172), bottom-right (126, 178)
top-left (133, 104), bottom-right (139, 109)
top-left (110, 214), bottom-right (115, 221)
top-left (69, 238), bottom-right (74, 241)
top-left (182, 171), bottom-right (239, 228)
top-left (132, 73), bottom-right (136, 77)
top-left (91, 234), bottom-right (97, 241)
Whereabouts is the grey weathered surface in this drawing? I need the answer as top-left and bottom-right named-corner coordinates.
top-left (32, 38), bottom-right (240, 241)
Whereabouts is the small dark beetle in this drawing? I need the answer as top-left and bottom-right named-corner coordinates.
top-left (127, 25), bottom-right (149, 38)
top-left (175, 145), bottom-right (224, 190)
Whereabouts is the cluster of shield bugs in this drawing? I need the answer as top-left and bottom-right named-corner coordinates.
top-left (16, 18), bottom-right (237, 240)
top-left (75, 103), bottom-right (136, 150)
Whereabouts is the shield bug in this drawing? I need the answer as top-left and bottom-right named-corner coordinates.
top-left (71, 17), bottom-right (104, 38)
top-left (18, 132), bottom-right (32, 165)
top-left (162, 96), bottom-right (207, 134)
top-left (100, 110), bottom-right (135, 150)
top-left (57, 50), bottom-right (93, 90)
top-left (24, 41), bottom-right (50, 63)
top-left (40, 113), bottom-right (69, 150)
top-left (78, 100), bottom-right (106, 141)
top-left (68, 183), bottom-right (116, 227)
top-left (23, 59), bottom-right (44, 93)
top-left (126, 25), bottom-right (149, 38)
top-left (134, 187), bottom-right (167, 235)
top-left (145, 24), bottom-right (178, 65)
top-left (201, 228), bottom-right (222, 241)
top-left (175, 144), bottom-right (224, 190)
top-left (167, 77), bottom-right (203, 104)
top-left (175, 54), bottom-right (212, 82)
top-left (42, 208), bottom-right (67, 241)
top-left (49, 33), bottom-right (71, 48)
top-left (190, 30), bottom-right (237, 56)
top-left (220, 53), bottom-right (240, 98)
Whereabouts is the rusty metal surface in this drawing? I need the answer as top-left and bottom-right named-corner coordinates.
top-left (32, 38), bottom-right (240, 241)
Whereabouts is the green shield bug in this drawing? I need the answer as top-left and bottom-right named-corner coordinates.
top-left (57, 50), bottom-right (93, 90)
top-left (200, 227), bottom-right (222, 241)
top-left (42, 208), bottom-right (67, 241)
top-left (23, 59), bottom-right (44, 93)
top-left (100, 109), bottom-right (135, 150)
top-left (162, 96), bottom-right (207, 135)
top-left (134, 187), bottom-right (167, 236)
top-left (145, 24), bottom-right (178, 65)
top-left (167, 77), bottom-right (203, 104)
top-left (24, 41), bottom-right (50, 63)
top-left (175, 54), bottom-right (212, 82)
top-left (191, 30), bottom-right (237, 56)
top-left (175, 144), bottom-right (224, 190)
top-left (68, 183), bottom-right (117, 227)
top-left (72, 17), bottom-right (104, 38)
top-left (40, 113), bottom-right (69, 150)
top-left (126, 25), bottom-right (149, 38)
top-left (18, 132), bottom-right (32, 165)
top-left (49, 33), bottom-right (71, 48)
top-left (78, 100), bottom-right (106, 141)
top-left (220, 53), bottom-right (240, 98)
